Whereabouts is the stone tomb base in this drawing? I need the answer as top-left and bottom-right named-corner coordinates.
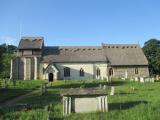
top-left (61, 88), bottom-right (108, 115)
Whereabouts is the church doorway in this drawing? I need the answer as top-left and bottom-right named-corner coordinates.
top-left (109, 68), bottom-right (113, 76)
top-left (48, 73), bottom-right (54, 82)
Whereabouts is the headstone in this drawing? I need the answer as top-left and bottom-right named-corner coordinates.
top-left (108, 76), bottom-right (112, 83)
top-left (140, 77), bottom-right (144, 83)
top-left (41, 83), bottom-right (47, 95)
top-left (151, 78), bottom-right (155, 83)
top-left (106, 76), bottom-right (109, 82)
top-left (130, 78), bottom-right (134, 81)
top-left (125, 71), bottom-right (128, 79)
top-left (110, 86), bottom-right (115, 95)
top-left (135, 77), bottom-right (139, 81)
top-left (103, 85), bottom-right (106, 90)
top-left (99, 84), bottom-right (102, 89)
top-left (156, 75), bottom-right (159, 81)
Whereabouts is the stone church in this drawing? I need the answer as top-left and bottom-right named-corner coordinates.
top-left (10, 37), bottom-right (149, 81)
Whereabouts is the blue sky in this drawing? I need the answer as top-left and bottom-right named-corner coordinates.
top-left (0, 0), bottom-right (160, 47)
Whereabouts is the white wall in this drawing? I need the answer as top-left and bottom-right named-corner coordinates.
top-left (40, 62), bottom-right (108, 80)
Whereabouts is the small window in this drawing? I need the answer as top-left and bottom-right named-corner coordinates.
top-left (96, 68), bottom-right (101, 77)
top-left (64, 67), bottom-right (70, 77)
top-left (135, 68), bottom-right (138, 74)
top-left (80, 68), bottom-right (84, 77)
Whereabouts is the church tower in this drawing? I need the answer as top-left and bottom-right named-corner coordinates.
top-left (11, 37), bottom-right (44, 80)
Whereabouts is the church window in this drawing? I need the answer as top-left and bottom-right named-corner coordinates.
top-left (64, 67), bottom-right (70, 77)
top-left (80, 68), bottom-right (84, 77)
top-left (96, 68), bottom-right (100, 77)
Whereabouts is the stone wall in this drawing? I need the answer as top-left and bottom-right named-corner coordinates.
top-left (11, 57), bottom-right (24, 80)
top-left (12, 58), bottom-right (149, 80)
top-left (112, 66), bottom-right (149, 78)
top-left (11, 56), bottom-right (40, 80)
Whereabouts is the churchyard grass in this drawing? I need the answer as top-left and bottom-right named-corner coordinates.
top-left (0, 80), bottom-right (44, 103)
top-left (1, 79), bottom-right (160, 120)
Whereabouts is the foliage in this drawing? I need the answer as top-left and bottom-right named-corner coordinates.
top-left (143, 39), bottom-right (160, 75)
top-left (0, 44), bottom-right (17, 78)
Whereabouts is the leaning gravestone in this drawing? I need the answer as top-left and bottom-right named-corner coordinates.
top-left (61, 88), bottom-right (108, 115)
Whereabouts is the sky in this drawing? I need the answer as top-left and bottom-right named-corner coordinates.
top-left (0, 0), bottom-right (160, 47)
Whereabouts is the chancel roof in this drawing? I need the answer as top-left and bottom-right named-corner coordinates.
top-left (102, 44), bottom-right (148, 66)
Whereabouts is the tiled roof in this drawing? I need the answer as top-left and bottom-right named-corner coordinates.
top-left (18, 36), bottom-right (44, 49)
top-left (42, 46), bottom-right (106, 62)
top-left (102, 44), bottom-right (148, 66)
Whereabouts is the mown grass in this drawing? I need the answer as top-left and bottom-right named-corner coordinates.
top-left (1, 79), bottom-right (160, 120)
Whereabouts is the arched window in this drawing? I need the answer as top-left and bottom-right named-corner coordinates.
top-left (96, 68), bottom-right (100, 77)
top-left (64, 67), bottom-right (70, 77)
top-left (80, 68), bottom-right (84, 77)
top-left (135, 67), bottom-right (138, 74)
top-left (109, 68), bottom-right (113, 76)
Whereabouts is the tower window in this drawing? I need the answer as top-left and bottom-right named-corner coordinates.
top-left (135, 68), bottom-right (139, 74)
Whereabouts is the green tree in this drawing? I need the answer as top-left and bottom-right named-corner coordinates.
top-left (0, 44), bottom-right (17, 78)
top-left (143, 39), bottom-right (160, 75)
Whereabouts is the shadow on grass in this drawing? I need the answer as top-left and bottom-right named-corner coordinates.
top-left (48, 80), bottom-right (127, 90)
top-left (0, 90), bottom-right (62, 118)
top-left (108, 80), bottom-right (127, 86)
top-left (0, 88), bottom-right (31, 104)
top-left (49, 82), bottom-right (108, 89)
top-left (109, 101), bottom-right (148, 110)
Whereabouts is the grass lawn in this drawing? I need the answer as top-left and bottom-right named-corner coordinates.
top-left (0, 80), bottom-right (45, 103)
top-left (0, 79), bottom-right (160, 120)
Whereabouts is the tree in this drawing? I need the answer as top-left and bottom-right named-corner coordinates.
top-left (0, 44), bottom-right (17, 78)
top-left (143, 39), bottom-right (160, 75)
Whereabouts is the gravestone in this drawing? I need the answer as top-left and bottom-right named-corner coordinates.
top-left (41, 83), bottom-right (48, 95)
top-left (135, 77), bottom-right (139, 81)
top-left (140, 77), bottom-right (145, 83)
top-left (140, 77), bottom-right (155, 83)
top-left (110, 86), bottom-right (115, 95)
top-left (61, 88), bottom-right (108, 115)
top-left (156, 75), bottom-right (159, 81)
